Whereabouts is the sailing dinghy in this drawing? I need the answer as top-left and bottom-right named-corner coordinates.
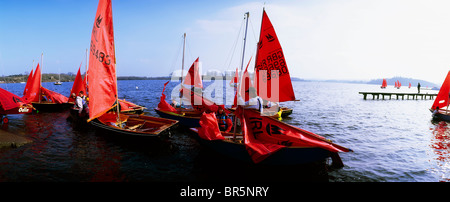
top-left (69, 64), bottom-right (146, 120)
top-left (0, 87), bottom-right (33, 124)
top-left (381, 78), bottom-right (387, 89)
top-left (22, 62), bottom-right (71, 112)
top-left (431, 71), bottom-right (450, 122)
top-left (154, 38), bottom-right (209, 127)
top-left (190, 107), bottom-right (351, 166)
top-left (190, 10), bottom-right (351, 166)
top-left (87, 0), bottom-right (177, 138)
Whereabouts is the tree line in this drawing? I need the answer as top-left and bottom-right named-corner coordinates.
top-left (0, 73), bottom-right (172, 83)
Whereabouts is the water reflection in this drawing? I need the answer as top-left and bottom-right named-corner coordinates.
top-left (430, 121), bottom-right (450, 181)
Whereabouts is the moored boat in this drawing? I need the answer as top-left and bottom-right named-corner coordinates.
top-left (0, 87), bottom-right (34, 124)
top-left (91, 113), bottom-right (178, 138)
top-left (119, 99), bottom-right (146, 114)
top-left (22, 59), bottom-right (70, 112)
top-left (190, 107), bottom-right (351, 166)
top-left (189, 128), bottom-right (334, 165)
top-left (85, 0), bottom-right (178, 138)
top-left (189, 10), bottom-right (351, 167)
top-left (154, 107), bottom-right (201, 127)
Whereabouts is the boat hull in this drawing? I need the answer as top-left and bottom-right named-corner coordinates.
top-left (32, 102), bottom-right (72, 112)
top-left (189, 128), bottom-right (331, 165)
top-left (0, 106), bottom-right (33, 115)
top-left (121, 107), bottom-right (145, 114)
top-left (90, 114), bottom-right (178, 138)
top-left (432, 112), bottom-right (450, 122)
top-left (280, 107), bottom-right (293, 118)
top-left (229, 107), bottom-right (293, 119)
top-left (154, 108), bottom-right (201, 127)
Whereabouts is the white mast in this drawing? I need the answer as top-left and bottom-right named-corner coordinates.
top-left (233, 12), bottom-right (250, 141)
top-left (180, 33), bottom-right (186, 105)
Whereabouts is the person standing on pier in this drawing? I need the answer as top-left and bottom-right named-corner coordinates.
top-left (417, 83), bottom-right (421, 93)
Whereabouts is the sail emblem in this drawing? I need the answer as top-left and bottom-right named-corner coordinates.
top-left (258, 40), bottom-right (263, 49)
top-left (96, 15), bottom-right (103, 28)
top-left (266, 123), bottom-right (285, 136)
top-left (12, 97), bottom-right (21, 103)
top-left (265, 34), bottom-right (275, 42)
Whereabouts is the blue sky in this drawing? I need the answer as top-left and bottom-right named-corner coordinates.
top-left (3, 0), bottom-right (450, 83)
top-left (0, 0), bottom-right (252, 77)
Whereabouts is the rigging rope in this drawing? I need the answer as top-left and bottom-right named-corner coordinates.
top-left (223, 17), bottom-right (245, 72)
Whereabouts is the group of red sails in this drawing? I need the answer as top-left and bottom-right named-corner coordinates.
top-left (155, 9), bottom-right (351, 165)
top-left (380, 78), bottom-right (412, 89)
top-left (0, 62), bottom-right (69, 124)
top-left (1, 0), bottom-right (351, 166)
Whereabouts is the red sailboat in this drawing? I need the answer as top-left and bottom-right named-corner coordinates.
top-left (0, 87), bottom-right (33, 124)
top-left (154, 34), bottom-right (219, 127)
top-left (431, 71), bottom-right (450, 122)
top-left (394, 80), bottom-right (401, 89)
top-left (68, 64), bottom-right (146, 120)
top-left (190, 10), bottom-right (351, 166)
top-left (87, 0), bottom-right (177, 137)
top-left (191, 107), bottom-right (351, 165)
top-left (22, 62), bottom-right (71, 112)
top-left (154, 59), bottom-right (209, 127)
top-left (68, 64), bottom-right (86, 104)
top-left (381, 78), bottom-right (387, 89)
top-left (229, 67), bottom-right (238, 87)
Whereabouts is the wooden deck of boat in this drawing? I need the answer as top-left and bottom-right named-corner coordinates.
top-left (359, 92), bottom-right (438, 100)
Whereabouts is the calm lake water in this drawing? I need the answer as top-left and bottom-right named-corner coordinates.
top-left (0, 80), bottom-right (448, 182)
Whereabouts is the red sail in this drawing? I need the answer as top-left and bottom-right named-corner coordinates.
top-left (41, 87), bottom-right (69, 104)
top-left (198, 112), bottom-right (225, 141)
top-left (239, 57), bottom-right (253, 102)
top-left (232, 57), bottom-right (253, 107)
top-left (0, 88), bottom-right (29, 111)
top-left (183, 57), bottom-right (203, 89)
top-left (87, 0), bottom-right (117, 121)
top-left (236, 107), bottom-right (350, 163)
top-left (23, 68), bottom-right (34, 96)
top-left (68, 65), bottom-right (86, 103)
top-left (22, 63), bottom-right (41, 103)
top-left (254, 10), bottom-right (295, 102)
top-left (182, 85), bottom-right (219, 113)
top-left (230, 68), bottom-right (238, 85)
top-left (432, 71), bottom-right (450, 110)
top-left (381, 79), bottom-right (387, 88)
top-left (158, 81), bottom-right (178, 113)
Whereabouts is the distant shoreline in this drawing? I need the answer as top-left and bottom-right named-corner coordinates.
top-left (0, 74), bottom-right (438, 87)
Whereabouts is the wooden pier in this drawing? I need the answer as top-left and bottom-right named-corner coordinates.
top-left (359, 92), bottom-right (437, 100)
